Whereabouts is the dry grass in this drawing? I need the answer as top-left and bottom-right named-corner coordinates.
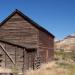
top-left (0, 67), bottom-right (12, 73)
top-left (24, 61), bottom-right (71, 75)
top-left (0, 61), bottom-right (74, 75)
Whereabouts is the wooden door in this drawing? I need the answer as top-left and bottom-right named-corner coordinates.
top-left (27, 49), bottom-right (36, 70)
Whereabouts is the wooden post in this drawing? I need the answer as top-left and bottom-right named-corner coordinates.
top-left (23, 48), bottom-right (27, 74)
top-left (5, 44), bottom-right (6, 68)
top-left (15, 47), bottom-right (16, 66)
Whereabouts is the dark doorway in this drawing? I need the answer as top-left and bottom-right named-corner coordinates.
top-left (26, 48), bottom-right (36, 70)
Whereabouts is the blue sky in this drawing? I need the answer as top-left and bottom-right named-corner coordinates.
top-left (0, 0), bottom-right (75, 39)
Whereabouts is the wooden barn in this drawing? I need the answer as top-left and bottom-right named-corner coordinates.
top-left (0, 9), bottom-right (54, 74)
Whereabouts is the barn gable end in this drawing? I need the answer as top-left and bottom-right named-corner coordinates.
top-left (0, 9), bottom-right (54, 48)
top-left (0, 10), bottom-right (39, 48)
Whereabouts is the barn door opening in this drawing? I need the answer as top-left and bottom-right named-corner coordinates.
top-left (26, 49), bottom-right (36, 70)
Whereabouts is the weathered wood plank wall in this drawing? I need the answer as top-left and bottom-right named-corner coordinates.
top-left (0, 13), bottom-right (39, 48)
top-left (0, 11), bottom-right (54, 73)
top-left (39, 30), bottom-right (54, 63)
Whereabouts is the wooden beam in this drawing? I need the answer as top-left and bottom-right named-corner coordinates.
top-left (0, 43), bottom-right (15, 65)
